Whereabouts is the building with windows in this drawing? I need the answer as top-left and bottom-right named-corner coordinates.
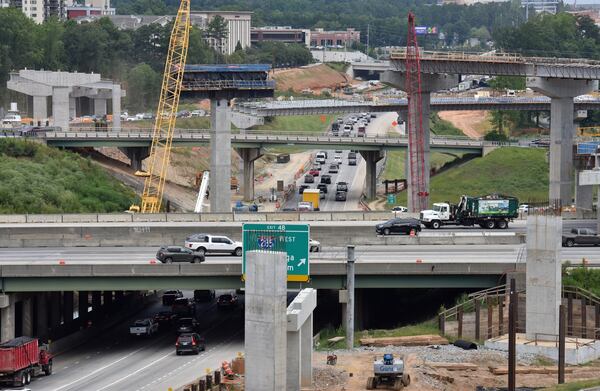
top-left (310, 28), bottom-right (360, 48)
top-left (251, 27), bottom-right (311, 46)
top-left (522, 0), bottom-right (558, 16)
top-left (191, 11), bottom-right (252, 55)
top-left (4, 0), bottom-right (46, 23)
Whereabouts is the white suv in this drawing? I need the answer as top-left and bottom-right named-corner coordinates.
top-left (184, 234), bottom-right (243, 256)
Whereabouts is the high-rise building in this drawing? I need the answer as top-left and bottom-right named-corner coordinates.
top-left (44, 0), bottom-right (65, 20)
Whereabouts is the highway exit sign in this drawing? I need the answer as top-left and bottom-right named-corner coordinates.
top-left (242, 223), bottom-right (310, 282)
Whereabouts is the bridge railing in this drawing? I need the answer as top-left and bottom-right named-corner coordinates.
top-left (390, 49), bottom-right (525, 63)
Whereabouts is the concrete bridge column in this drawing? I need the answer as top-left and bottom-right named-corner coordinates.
top-left (52, 87), bottom-right (70, 131)
top-left (91, 291), bottom-right (102, 319)
top-left (78, 291), bottom-right (89, 324)
top-left (63, 291), bottom-right (74, 324)
top-left (36, 293), bottom-right (49, 339)
top-left (69, 97), bottom-right (76, 121)
top-left (527, 77), bottom-right (598, 204)
top-left (94, 98), bottom-right (107, 117)
top-left (236, 147), bottom-right (263, 202)
top-left (210, 98), bottom-right (232, 213)
top-left (576, 171), bottom-right (594, 212)
top-left (22, 298), bottom-right (33, 336)
top-left (33, 95), bottom-right (47, 125)
top-left (0, 294), bottom-right (14, 342)
top-left (381, 71), bottom-right (456, 212)
top-left (49, 292), bottom-right (62, 329)
top-left (360, 150), bottom-right (384, 200)
top-left (112, 84), bottom-right (122, 131)
top-left (103, 291), bottom-right (113, 311)
top-left (119, 147), bottom-right (150, 171)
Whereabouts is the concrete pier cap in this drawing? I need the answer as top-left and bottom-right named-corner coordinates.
top-left (381, 71), bottom-right (458, 92)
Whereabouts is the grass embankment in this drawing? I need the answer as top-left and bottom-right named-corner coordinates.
top-left (563, 267), bottom-right (600, 297)
top-left (129, 117), bottom-right (211, 129)
top-left (541, 379), bottom-right (600, 391)
top-left (430, 113), bottom-right (465, 137)
top-left (382, 151), bottom-right (465, 181)
top-left (256, 115), bottom-right (335, 154)
top-left (0, 139), bottom-right (136, 213)
top-left (389, 147), bottom-right (548, 206)
top-left (317, 320), bottom-right (439, 350)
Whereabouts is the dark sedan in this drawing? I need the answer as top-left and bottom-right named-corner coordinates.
top-left (156, 246), bottom-right (204, 264)
top-left (376, 218), bottom-right (422, 236)
top-left (335, 191), bottom-right (347, 201)
top-left (320, 175), bottom-right (332, 184)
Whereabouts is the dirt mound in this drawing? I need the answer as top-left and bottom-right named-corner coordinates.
top-left (273, 64), bottom-right (348, 93)
top-left (438, 110), bottom-right (490, 139)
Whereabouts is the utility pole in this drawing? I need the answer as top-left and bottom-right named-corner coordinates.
top-left (366, 23), bottom-right (370, 57)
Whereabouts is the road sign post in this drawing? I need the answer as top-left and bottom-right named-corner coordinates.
top-left (242, 223), bottom-right (310, 282)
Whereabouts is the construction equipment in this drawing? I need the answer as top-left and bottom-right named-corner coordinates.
top-left (326, 351), bottom-right (337, 365)
top-left (405, 12), bottom-right (428, 212)
top-left (131, 0), bottom-right (191, 213)
top-left (366, 353), bottom-right (410, 390)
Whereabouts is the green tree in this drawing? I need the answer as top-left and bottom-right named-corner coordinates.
top-left (125, 63), bottom-right (161, 113)
top-left (205, 15), bottom-right (228, 53)
top-left (488, 76), bottom-right (526, 91)
top-left (34, 18), bottom-right (66, 71)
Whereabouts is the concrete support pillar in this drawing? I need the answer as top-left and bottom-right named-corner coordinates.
top-left (36, 293), bottom-right (48, 338)
top-left (286, 328), bottom-right (301, 391)
top-left (69, 97), bottom-right (76, 120)
top-left (63, 291), bottom-right (74, 324)
top-left (94, 98), bottom-right (107, 117)
top-left (33, 95), bottom-right (47, 124)
top-left (526, 213), bottom-right (562, 340)
top-left (52, 87), bottom-right (70, 131)
top-left (112, 84), bottom-right (122, 131)
top-left (22, 298), bottom-right (33, 336)
top-left (49, 292), bottom-right (62, 328)
top-left (300, 313), bottom-right (313, 387)
top-left (527, 77), bottom-right (597, 204)
top-left (210, 98), bottom-right (232, 213)
top-left (91, 291), bottom-right (102, 318)
top-left (0, 294), bottom-right (14, 342)
top-left (103, 291), bottom-right (113, 310)
top-left (245, 251), bottom-right (287, 391)
top-left (576, 171), bottom-right (594, 212)
top-left (78, 291), bottom-right (88, 323)
top-left (236, 148), bottom-right (263, 202)
top-left (119, 147), bottom-right (150, 171)
top-left (359, 150), bottom-right (384, 200)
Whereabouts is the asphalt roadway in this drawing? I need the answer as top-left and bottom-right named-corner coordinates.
top-left (1, 244), bottom-right (599, 265)
top-left (25, 291), bottom-right (244, 391)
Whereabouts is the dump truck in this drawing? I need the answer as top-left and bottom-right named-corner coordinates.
top-left (301, 189), bottom-right (320, 211)
top-left (420, 194), bottom-right (518, 229)
top-left (0, 337), bottom-right (52, 387)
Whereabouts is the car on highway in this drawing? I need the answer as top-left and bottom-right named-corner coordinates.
top-left (392, 206), bottom-right (408, 213)
top-left (308, 167), bottom-right (320, 176)
top-left (376, 218), bottom-right (422, 236)
top-left (194, 289), bottom-right (215, 302)
top-left (162, 290), bottom-right (183, 306)
top-left (184, 234), bottom-right (243, 257)
top-left (328, 164), bottom-right (339, 174)
top-left (129, 319), bottom-right (159, 337)
top-left (217, 294), bottom-right (238, 309)
top-left (176, 333), bottom-right (205, 355)
top-left (348, 152), bottom-right (357, 159)
top-left (348, 157), bottom-right (357, 166)
top-left (333, 155), bottom-right (342, 164)
top-left (315, 152), bottom-right (326, 164)
top-left (299, 185), bottom-right (310, 194)
top-left (176, 317), bottom-right (199, 334)
top-left (562, 228), bottom-right (600, 247)
top-left (298, 201), bottom-right (314, 212)
top-left (518, 204), bottom-right (529, 214)
top-left (309, 238), bottom-right (321, 252)
top-left (153, 311), bottom-right (176, 329)
top-left (319, 189), bottom-right (326, 199)
top-left (335, 191), bottom-right (347, 201)
top-left (317, 183), bottom-right (328, 193)
top-left (156, 246), bottom-right (205, 264)
top-left (370, 113), bottom-right (377, 118)
top-left (336, 117), bottom-right (344, 124)
top-left (172, 298), bottom-right (195, 317)
top-left (336, 182), bottom-right (348, 192)
top-left (304, 174), bottom-right (315, 183)
top-left (320, 175), bottom-right (332, 184)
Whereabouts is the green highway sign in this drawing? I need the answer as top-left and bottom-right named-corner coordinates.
top-left (242, 223), bottom-right (310, 282)
top-left (387, 194), bottom-right (396, 204)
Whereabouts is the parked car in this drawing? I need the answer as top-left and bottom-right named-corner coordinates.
top-left (129, 319), bottom-right (159, 337)
top-left (329, 164), bottom-right (339, 174)
top-left (172, 298), bottom-right (195, 317)
top-left (316, 183), bottom-right (328, 194)
top-left (309, 238), bottom-right (321, 252)
top-left (217, 294), bottom-right (238, 309)
top-left (299, 185), bottom-right (310, 194)
top-left (176, 333), bottom-right (205, 355)
top-left (376, 218), bottom-right (422, 236)
top-left (184, 234), bottom-right (243, 257)
top-left (336, 182), bottom-right (348, 192)
top-left (335, 191), bottom-right (347, 201)
top-left (156, 246), bottom-right (204, 264)
top-left (562, 228), bottom-right (600, 247)
top-left (308, 168), bottom-right (320, 176)
top-left (304, 174), bottom-right (315, 184)
top-left (194, 290), bottom-right (215, 302)
top-left (320, 175), bottom-right (332, 184)
top-left (162, 290), bottom-right (183, 306)
top-left (153, 311), bottom-right (176, 329)
top-left (176, 317), bottom-right (199, 334)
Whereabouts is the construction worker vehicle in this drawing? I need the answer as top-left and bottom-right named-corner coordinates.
top-left (367, 353), bottom-right (410, 390)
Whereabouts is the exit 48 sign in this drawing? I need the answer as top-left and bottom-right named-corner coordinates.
top-left (242, 223), bottom-right (310, 282)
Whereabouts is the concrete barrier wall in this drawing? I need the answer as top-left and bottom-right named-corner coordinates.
top-left (0, 215), bottom-right (27, 223)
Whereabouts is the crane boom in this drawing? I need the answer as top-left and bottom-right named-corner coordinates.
top-left (137, 0), bottom-right (191, 213)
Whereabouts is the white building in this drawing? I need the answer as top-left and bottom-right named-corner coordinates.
top-left (191, 11), bottom-right (252, 55)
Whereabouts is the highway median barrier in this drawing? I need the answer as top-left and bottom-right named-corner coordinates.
top-left (166, 213), bottom-right (201, 222)
top-left (97, 213), bottom-right (134, 223)
top-left (0, 215), bottom-right (26, 223)
top-left (200, 213), bottom-right (234, 222)
top-left (330, 211), bottom-right (365, 221)
top-left (132, 213), bottom-right (168, 222)
top-left (300, 212), bottom-right (332, 221)
top-left (266, 212), bottom-right (299, 221)
top-left (25, 214), bottom-right (63, 223)
top-left (61, 214), bottom-right (100, 223)
top-left (233, 213), bottom-right (267, 222)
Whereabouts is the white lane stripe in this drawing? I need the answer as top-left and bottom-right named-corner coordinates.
top-left (52, 346), bottom-right (146, 391)
top-left (94, 351), bottom-right (172, 391)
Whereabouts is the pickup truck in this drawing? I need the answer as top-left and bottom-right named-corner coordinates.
top-left (129, 319), bottom-right (159, 337)
top-left (562, 228), bottom-right (600, 247)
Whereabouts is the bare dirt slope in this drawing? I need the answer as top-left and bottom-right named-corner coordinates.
top-left (273, 64), bottom-right (348, 93)
top-left (438, 110), bottom-right (490, 139)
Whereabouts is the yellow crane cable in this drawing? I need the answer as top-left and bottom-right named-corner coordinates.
top-left (136, 0), bottom-right (190, 213)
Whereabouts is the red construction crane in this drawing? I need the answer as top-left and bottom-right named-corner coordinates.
top-left (405, 12), bottom-right (428, 212)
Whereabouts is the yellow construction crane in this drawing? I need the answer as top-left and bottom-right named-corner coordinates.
top-left (131, 0), bottom-right (190, 213)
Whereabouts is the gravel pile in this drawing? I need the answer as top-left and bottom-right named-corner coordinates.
top-left (312, 366), bottom-right (348, 390)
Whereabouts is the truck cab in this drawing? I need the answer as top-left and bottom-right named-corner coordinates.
top-left (420, 203), bottom-right (452, 229)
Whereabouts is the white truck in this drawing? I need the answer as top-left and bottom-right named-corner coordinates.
top-left (129, 319), bottom-right (159, 337)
